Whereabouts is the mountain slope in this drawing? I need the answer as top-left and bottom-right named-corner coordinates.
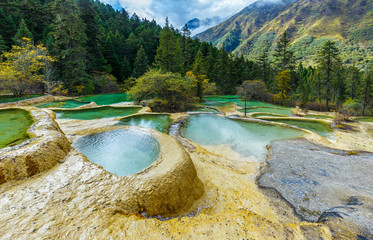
top-left (196, 0), bottom-right (373, 66)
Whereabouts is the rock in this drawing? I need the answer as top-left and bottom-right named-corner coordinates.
top-left (258, 138), bottom-right (373, 238)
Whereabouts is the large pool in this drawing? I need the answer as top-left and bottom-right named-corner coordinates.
top-left (181, 114), bottom-right (304, 161)
top-left (0, 109), bottom-right (33, 148)
top-left (54, 106), bottom-right (141, 120)
top-left (73, 129), bottom-right (160, 176)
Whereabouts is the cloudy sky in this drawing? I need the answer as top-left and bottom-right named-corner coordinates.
top-left (100, 0), bottom-right (257, 29)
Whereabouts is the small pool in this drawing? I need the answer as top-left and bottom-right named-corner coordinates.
top-left (0, 94), bottom-right (42, 104)
top-left (191, 107), bottom-right (220, 113)
top-left (117, 114), bottom-right (172, 133)
top-left (35, 100), bottom-right (89, 108)
top-left (356, 117), bottom-right (373, 122)
top-left (304, 115), bottom-right (333, 119)
top-left (54, 106), bottom-right (141, 120)
top-left (239, 107), bottom-right (293, 116)
top-left (73, 129), bottom-right (160, 176)
top-left (267, 119), bottom-right (333, 138)
top-left (77, 93), bottom-right (130, 105)
top-left (203, 95), bottom-right (286, 108)
top-left (0, 109), bottom-right (33, 148)
top-left (252, 113), bottom-right (288, 118)
top-left (181, 114), bottom-right (304, 161)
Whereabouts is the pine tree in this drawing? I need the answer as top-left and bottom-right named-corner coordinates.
top-left (361, 64), bottom-right (373, 116)
top-left (154, 18), bottom-right (184, 73)
top-left (273, 31), bottom-right (294, 71)
top-left (52, 0), bottom-right (91, 94)
top-left (258, 50), bottom-right (272, 88)
top-left (133, 45), bottom-right (148, 78)
top-left (192, 49), bottom-right (209, 100)
top-left (0, 35), bottom-right (6, 54)
top-left (215, 43), bottom-right (230, 93)
top-left (78, 0), bottom-right (106, 73)
top-left (0, 8), bottom-right (16, 49)
top-left (13, 18), bottom-right (33, 44)
top-left (316, 40), bottom-right (340, 111)
top-left (102, 35), bottom-right (122, 81)
top-left (346, 62), bottom-right (361, 100)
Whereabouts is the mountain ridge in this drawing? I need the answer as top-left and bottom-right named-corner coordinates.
top-left (196, 0), bottom-right (373, 66)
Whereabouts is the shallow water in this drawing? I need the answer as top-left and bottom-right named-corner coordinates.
top-left (239, 107), bottom-right (293, 116)
top-left (117, 114), bottom-right (172, 133)
top-left (181, 114), bottom-right (304, 161)
top-left (54, 106), bottom-right (141, 120)
top-left (203, 95), bottom-right (287, 108)
top-left (192, 107), bottom-right (220, 113)
top-left (73, 129), bottom-right (160, 176)
top-left (0, 94), bottom-right (42, 104)
top-left (36, 100), bottom-right (89, 108)
top-left (304, 115), bottom-right (333, 119)
top-left (77, 93), bottom-right (130, 105)
top-left (252, 113), bottom-right (287, 118)
top-left (268, 119), bottom-right (333, 138)
top-left (356, 117), bottom-right (373, 122)
top-left (0, 109), bottom-right (33, 148)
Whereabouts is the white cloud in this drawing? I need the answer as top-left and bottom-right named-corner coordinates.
top-left (109, 0), bottom-right (257, 29)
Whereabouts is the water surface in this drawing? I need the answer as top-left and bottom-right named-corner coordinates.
top-left (267, 119), bottom-right (333, 138)
top-left (117, 114), bottom-right (172, 133)
top-left (0, 109), bottom-right (33, 148)
top-left (77, 93), bottom-right (130, 105)
top-left (239, 107), bottom-right (293, 116)
top-left (73, 129), bottom-right (160, 176)
top-left (181, 114), bottom-right (303, 161)
top-left (0, 94), bottom-right (42, 104)
top-left (54, 106), bottom-right (141, 120)
top-left (36, 100), bottom-right (89, 108)
top-left (203, 95), bottom-right (287, 108)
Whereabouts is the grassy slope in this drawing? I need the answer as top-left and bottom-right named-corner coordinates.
top-left (196, 0), bottom-right (373, 67)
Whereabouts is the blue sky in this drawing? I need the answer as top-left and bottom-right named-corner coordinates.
top-left (100, 0), bottom-right (257, 28)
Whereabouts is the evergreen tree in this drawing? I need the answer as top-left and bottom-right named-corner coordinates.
top-left (0, 35), bottom-right (6, 54)
top-left (0, 8), bottom-right (16, 48)
top-left (316, 40), bottom-right (340, 111)
top-left (13, 18), bottom-right (33, 44)
top-left (133, 45), bottom-right (148, 78)
top-left (78, 0), bottom-right (106, 73)
top-left (154, 18), bottom-right (184, 73)
top-left (192, 49), bottom-right (209, 100)
top-left (273, 31), bottom-right (294, 71)
top-left (181, 24), bottom-right (193, 71)
top-left (215, 43), bottom-right (230, 93)
top-left (52, 0), bottom-right (91, 94)
top-left (361, 64), bottom-right (373, 116)
top-left (258, 50), bottom-right (272, 88)
top-left (346, 62), bottom-right (361, 100)
top-left (102, 35), bottom-right (122, 80)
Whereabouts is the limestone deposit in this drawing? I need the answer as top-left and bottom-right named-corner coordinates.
top-left (0, 98), bottom-right (372, 239)
top-left (0, 107), bottom-right (70, 184)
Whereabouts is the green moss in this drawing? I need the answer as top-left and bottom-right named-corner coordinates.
top-left (0, 109), bottom-right (33, 149)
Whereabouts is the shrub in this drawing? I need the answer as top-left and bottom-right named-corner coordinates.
top-left (129, 69), bottom-right (198, 112)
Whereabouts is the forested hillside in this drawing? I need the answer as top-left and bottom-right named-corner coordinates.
top-left (196, 0), bottom-right (373, 68)
top-left (0, 0), bottom-right (260, 96)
